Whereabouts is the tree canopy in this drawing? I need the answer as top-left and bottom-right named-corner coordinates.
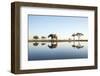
top-left (33, 36), bottom-right (39, 39)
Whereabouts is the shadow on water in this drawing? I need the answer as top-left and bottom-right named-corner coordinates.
top-left (32, 41), bottom-right (84, 49)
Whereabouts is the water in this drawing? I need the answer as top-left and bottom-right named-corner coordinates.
top-left (28, 41), bottom-right (88, 61)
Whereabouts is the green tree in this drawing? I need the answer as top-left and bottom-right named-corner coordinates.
top-left (41, 36), bottom-right (46, 39)
top-left (33, 36), bottom-right (39, 40)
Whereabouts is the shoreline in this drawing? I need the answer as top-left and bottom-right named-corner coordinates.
top-left (28, 40), bottom-right (88, 42)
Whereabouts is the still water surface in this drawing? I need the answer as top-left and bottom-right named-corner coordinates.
top-left (28, 42), bottom-right (88, 61)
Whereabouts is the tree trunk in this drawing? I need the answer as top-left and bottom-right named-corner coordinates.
top-left (78, 36), bottom-right (80, 40)
top-left (73, 37), bottom-right (75, 40)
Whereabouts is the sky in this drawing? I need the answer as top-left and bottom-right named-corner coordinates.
top-left (28, 15), bottom-right (88, 40)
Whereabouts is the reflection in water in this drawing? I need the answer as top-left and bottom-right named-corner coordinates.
top-left (48, 41), bottom-right (58, 49)
top-left (29, 41), bottom-right (88, 61)
top-left (76, 45), bottom-right (84, 49)
top-left (33, 42), bottom-right (39, 46)
top-left (32, 41), bottom-right (84, 49)
top-left (72, 45), bottom-right (76, 48)
top-left (41, 43), bottom-right (46, 45)
top-left (72, 41), bottom-right (84, 49)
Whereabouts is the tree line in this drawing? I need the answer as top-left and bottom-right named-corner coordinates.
top-left (33, 32), bottom-right (84, 40)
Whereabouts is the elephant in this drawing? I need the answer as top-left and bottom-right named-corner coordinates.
top-left (48, 34), bottom-right (58, 41)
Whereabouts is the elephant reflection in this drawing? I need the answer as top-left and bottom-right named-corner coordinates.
top-left (48, 41), bottom-right (58, 49)
top-left (33, 42), bottom-right (39, 46)
top-left (72, 41), bottom-right (84, 49)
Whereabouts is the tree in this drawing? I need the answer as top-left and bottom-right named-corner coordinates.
top-left (72, 33), bottom-right (76, 40)
top-left (76, 33), bottom-right (84, 40)
top-left (33, 36), bottom-right (39, 40)
top-left (41, 36), bottom-right (46, 39)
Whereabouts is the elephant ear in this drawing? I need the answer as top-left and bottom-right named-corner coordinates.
top-left (48, 34), bottom-right (51, 38)
top-left (48, 34), bottom-right (53, 38)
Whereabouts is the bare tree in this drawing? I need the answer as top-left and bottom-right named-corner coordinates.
top-left (72, 33), bottom-right (76, 40)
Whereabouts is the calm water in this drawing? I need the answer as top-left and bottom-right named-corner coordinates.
top-left (28, 41), bottom-right (88, 61)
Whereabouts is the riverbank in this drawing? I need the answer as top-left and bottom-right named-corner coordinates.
top-left (28, 40), bottom-right (88, 42)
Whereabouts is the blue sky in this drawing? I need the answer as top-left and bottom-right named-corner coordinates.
top-left (28, 15), bottom-right (88, 40)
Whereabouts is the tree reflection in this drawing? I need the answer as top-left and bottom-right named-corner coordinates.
top-left (33, 42), bottom-right (39, 46)
top-left (32, 41), bottom-right (84, 49)
top-left (41, 43), bottom-right (46, 45)
top-left (72, 45), bottom-right (76, 48)
top-left (75, 45), bottom-right (84, 49)
top-left (72, 41), bottom-right (84, 49)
